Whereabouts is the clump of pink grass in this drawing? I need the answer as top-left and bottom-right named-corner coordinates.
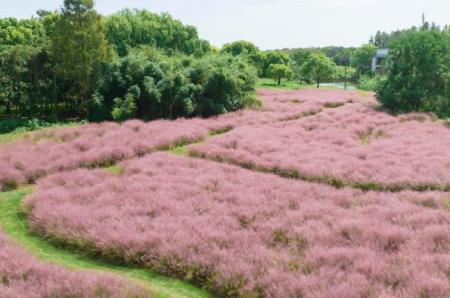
top-left (26, 153), bottom-right (450, 297)
top-left (0, 119), bottom-right (210, 190)
top-left (190, 102), bottom-right (450, 190)
top-left (0, 231), bottom-right (151, 297)
top-left (203, 88), bottom-right (370, 129)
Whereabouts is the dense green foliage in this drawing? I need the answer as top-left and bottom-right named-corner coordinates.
top-left (369, 20), bottom-right (447, 48)
top-left (0, 1), bottom-right (256, 123)
top-left (300, 52), bottom-right (337, 88)
top-left (0, 17), bottom-right (47, 46)
top-left (220, 40), bottom-right (263, 74)
top-left (283, 46), bottom-right (355, 67)
top-left (351, 44), bottom-right (377, 77)
top-left (254, 46), bottom-right (358, 86)
top-left (358, 75), bottom-right (380, 91)
top-left (52, 0), bottom-right (110, 117)
top-left (377, 28), bottom-right (450, 117)
top-left (0, 118), bottom-right (53, 134)
top-left (261, 51), bottom-right (290, 77)
top-left (94, 50), bottom-right (257, 121)
top-left (335, 65), bottom-right (357, 82)
top-left (267, 64), bottom-right (292, 85)
top-left (105, 9), bottom-right (211, 57)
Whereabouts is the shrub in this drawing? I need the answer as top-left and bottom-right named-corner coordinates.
top-left (111, 86), bottom-right (139, 121)
top-left (94, 49), bottom-right (258, 121)
top-left (351, 44), bottom-right (377, 77)
top-left (358, 75), bottom-right (381, 91)
top-left (377, 29), bottom-right (450, 117)
top-left (0, 119), bottom-right (28, 133)
top-left (0, 118), bottom-right (49, 134)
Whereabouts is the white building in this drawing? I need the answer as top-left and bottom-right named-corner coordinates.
top-left (371, 49), bottom-right (388, 73)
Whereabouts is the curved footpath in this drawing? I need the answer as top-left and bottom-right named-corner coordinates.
top-left (0, 187), bottom-right (212, 298)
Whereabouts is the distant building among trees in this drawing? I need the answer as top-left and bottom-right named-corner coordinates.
top-left (371, 48), bottom-right (388, 73)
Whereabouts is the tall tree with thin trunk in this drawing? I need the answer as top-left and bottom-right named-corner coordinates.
top-left (51, 0), bottom-right (109, 117)
top-left (300, 52), bottom-right (337, 88)
top-left (268, 63), bottom-right (292, 85)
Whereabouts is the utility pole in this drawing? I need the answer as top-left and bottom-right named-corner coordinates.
top-left (344, 64), bottom-right (347, 90)
top-left (343, 54), bottom-right (349, 90)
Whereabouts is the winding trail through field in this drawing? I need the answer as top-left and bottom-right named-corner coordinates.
top-left (0, 187), bottom-right (212, 298)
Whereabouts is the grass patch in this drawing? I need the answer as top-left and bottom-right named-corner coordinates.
top-left (169, 126), bottom-right (234, 157)
top-left (278, 109), bottom-right (322, 122)
top-left (104, 165), bottom-right (124, 175)
top-left (0, 188), bottom-right (212, 298)
top-left (0, 121), bottom-right (82, 143)
top-left (257, 78), bottom-right (303, 90)
top-left (358, 129), bottom-right (385, 145)
top-left (170, 145), bottom-right (189, 156)
top-left (323, 102), bottom-right (346, 109)
top-left (209, 126), bottom-right (234, 136)
top-left (257, 78), bottom-right (361, 91)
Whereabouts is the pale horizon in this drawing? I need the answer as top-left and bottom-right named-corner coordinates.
top-left (0, 0), bottom-right (449, 50)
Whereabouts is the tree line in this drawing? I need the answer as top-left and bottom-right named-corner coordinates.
top-left (221, 40), bottom-right (381, 87)
top-left (0, 0), bottom-right (257, 126)
top-left (1, 1), bottom-right (449, 128)
top-left (223, 23), bottom-right (450, 118)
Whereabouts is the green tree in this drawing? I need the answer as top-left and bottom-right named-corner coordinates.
top-left (104, 9), bottom-right (210, 57)
top-left (0, 45), bottom-right (53, 117)
top-left (93, 50), bottom-right (257, 121)
top-left (267, 64), bottom-right (292, 85)
top-left (221, 40), bottom-right (263, 74)
top-left (377, 29), bottom-right (450, 117)
top-left (352, 44), bottom-right (376, 76)
top-left (262, 51), bottom-right (290, 77)
top-left (300, 52), bottom-right (337, 88)
top-left (51, 0), bottom-right (110, 117)
top-left (370, 31), bottom-right (391, 48)
top-left (111, 85), bottom-right (139, 121)
top-left (0, 18), bottom-right (46, 46)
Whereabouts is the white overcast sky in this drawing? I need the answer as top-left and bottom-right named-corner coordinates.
top-left (0, 0), bottom-right (449, 49)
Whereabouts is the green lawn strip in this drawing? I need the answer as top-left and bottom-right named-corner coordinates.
top-left (257, 78), bottom-right (350, 91)
top-left (256, 78), bottom-right (303, 90)
top-left (0, 122), bottom-right (82, 144)
top-left (0, 188), bottom-right (212, 298)
top-left (169, 126), bottom-right (233, 156)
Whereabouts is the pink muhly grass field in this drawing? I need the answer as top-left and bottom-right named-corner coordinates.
top-left (0, 232), bottom-right (150, 297)
top-left (25, 153), bottom-right (450, 297)
top-left (204, 88), bottom-right (370, 129)
top-left (189, 102), bottom-right (450, 191)
top-left (0, 119), bottom-right (209, 190)
top-left (0, 88), bottom-right (375, 191)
